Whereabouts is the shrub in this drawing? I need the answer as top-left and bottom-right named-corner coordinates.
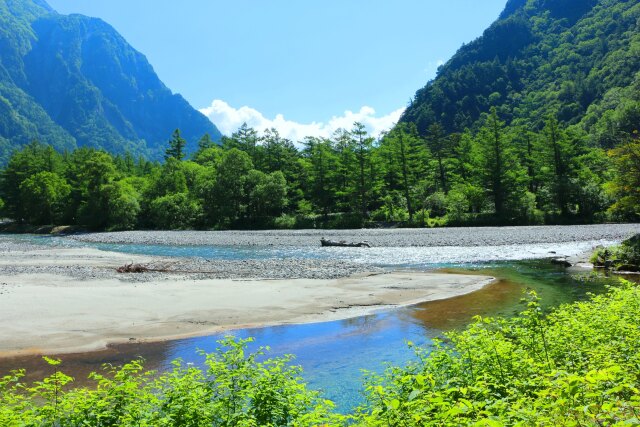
top-left (0, 338), bottom-right (338, 427)
top-left (274, 214), bottom-right (297, 229)
top-left (591, 234), bottom-right (640, 271)
top-left (18, 171), bottom-right (71, 225)
top-left (352, 282), bottom-right (640, 426)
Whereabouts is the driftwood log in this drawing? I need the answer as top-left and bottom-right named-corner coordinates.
top-left (116, 263), bottom-right (150, 273)
top-left (116, 262), bottom-right (175, 273)
top-left (320, 238), bottom-right (371, 248)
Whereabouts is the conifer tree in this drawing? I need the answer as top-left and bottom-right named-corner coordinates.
top-left (165, 129), bottom-right (186, 161)
top-left (197, 133), bottom-right (215, 152)
top-left (351, 122), bottom-right (374, 218)
top-left (426, 123), bottom-right (451, 194)
top-left (476, 108), bottom-right (527, 220)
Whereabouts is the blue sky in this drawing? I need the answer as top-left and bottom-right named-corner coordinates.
top-left (46, 0), bottom-right (507, 139)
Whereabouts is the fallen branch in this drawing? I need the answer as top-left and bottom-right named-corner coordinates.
top-left (116, 263), bottom-right (150, 273)
top-left (116, 262), bottom-right (177, 273)
top-left (320, 238), bottom-right (371, 248)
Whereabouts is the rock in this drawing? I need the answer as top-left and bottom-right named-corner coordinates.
top-left (550, 257), bottom-right (572, 267)
top-left (572, 262), bottom-right (594, 269)
top-left (615, 264), bottom-right (640, 273)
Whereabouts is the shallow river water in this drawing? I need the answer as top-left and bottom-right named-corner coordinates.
top-left (0, 235), bottom-right (627, 411)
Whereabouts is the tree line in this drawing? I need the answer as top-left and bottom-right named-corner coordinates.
top-left (0, 109), bottom-right (637, 231)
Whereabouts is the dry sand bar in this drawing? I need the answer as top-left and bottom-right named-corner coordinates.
top-left (0, 244), bottom-right (493, 356)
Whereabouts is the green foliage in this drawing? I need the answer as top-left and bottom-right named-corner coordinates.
top-left (76, 151), bottom-right (118, 229)
top-left (476, 108), bottom-right (529, 220)
top-left (0, 337), bottom-right (337, 426)
top-left (102, 179), bottom-right (141, 231)
top-left (150, 193), bottom-right (202, 230)
top-left (165, 129), bottom-right (187, 161)
top-left (352, 281), bottom-right (640, 426)
top-left (19, 171), bottom-right (70, 225)
top-left (210, 148), bottom-right (254, 227)
top-left (1, 113), bottom-right (636, 230)
top-left (3, 282), bottom-right (640, 425)
top-left (0, 140), bottom-right (64, 222)
top-left (402, 0), bottom-right (640, 139)
top-left (592, 234), bottom-right (640, 271)
top-left (606, 134), bottom-right (640, 221)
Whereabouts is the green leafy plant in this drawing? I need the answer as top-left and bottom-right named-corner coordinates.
top-left (3, 283), bottom-right (640, 426)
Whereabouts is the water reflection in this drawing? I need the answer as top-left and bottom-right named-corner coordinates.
top-left (408, 279), bottom-right (521, 330)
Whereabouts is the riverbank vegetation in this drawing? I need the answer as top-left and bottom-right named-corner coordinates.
top-left (0, 115), bottom-right (638, 231)
top-left (592, 234), bottom-right (640, 272)
top-left (2, 280), bottom-right (639, 425)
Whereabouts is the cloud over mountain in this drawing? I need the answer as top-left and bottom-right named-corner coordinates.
top-left (200, 100), bottom-right (404, 141)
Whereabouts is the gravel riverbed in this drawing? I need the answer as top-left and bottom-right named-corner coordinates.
top-left (72, 224), bottom-right (640, 247)
top-left (2, 224), bottom-right (639, 281)
top-left (0, 234), bottom-right (382, 280)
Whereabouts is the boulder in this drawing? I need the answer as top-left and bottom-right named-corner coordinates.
top-left (550, 257), bottom-right (572, 267)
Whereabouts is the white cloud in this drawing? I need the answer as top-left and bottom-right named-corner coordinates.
top-left (199, 99), bottom-right (405, 142)
top-left (424, 58), bottom-right (445, 76)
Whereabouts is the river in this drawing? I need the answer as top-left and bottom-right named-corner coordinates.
top-left (0, 231), bottom-right (628, 412)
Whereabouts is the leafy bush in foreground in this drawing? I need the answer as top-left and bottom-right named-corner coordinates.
top-left (353, 282), bottom-right (640, 426)
top-left (2, 282), bottom-right (640, 426)
top-left (0, 338), bottom-right (337, 427)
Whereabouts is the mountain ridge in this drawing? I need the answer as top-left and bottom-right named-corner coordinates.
top-left (400, 0), bottom-right (639, 145)
top-left (0, 0), bottom-right (221, 163)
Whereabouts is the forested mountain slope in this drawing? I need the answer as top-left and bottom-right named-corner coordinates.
top-left (401, 0), bottom-right (640, 146)
top-left (0, 0), bottom-right (221, 164)
top-left (1, 0), bottom-right (639, 230)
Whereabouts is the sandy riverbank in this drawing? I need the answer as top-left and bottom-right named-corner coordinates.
top-left (0, 244), bottom-right (494, 357)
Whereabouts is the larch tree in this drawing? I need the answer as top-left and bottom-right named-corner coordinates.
top-left (165, 129), bottom-right (186, 161)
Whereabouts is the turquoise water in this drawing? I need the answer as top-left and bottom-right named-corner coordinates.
top-left (0, 234), bottom-right (618, 412)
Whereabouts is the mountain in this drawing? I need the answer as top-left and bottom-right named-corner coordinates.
top-left (400, 0), bottom-right (640, 146)
top-left (0, 0), bottom-right (221, 164)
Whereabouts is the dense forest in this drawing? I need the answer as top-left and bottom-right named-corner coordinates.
top-left (0, 114), bottom-right (637, 230)
top-left (1, 0), bottom-right (639, 230)
top-left (401, 0), bottom-right (640, 142)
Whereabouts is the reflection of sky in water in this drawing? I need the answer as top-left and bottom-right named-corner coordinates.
top-left (4, 234), bottom-right (619, 412)
top-left (161, 312), bottom-right (433, 411)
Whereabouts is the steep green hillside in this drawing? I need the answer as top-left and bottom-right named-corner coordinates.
top-left (0, 0), bottom-right (221, 164)
top-left (401, 0), bottom-right (640, 145)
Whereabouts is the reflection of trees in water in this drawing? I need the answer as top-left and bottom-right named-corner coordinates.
top-left (0, 340), bottom-right (174, 388)
top-left (410, 263), bottom-right (618, 332)
top-left (340, 313), bottom-right (381, 334)
top-left (409, 279), bottom-right (523, 331)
